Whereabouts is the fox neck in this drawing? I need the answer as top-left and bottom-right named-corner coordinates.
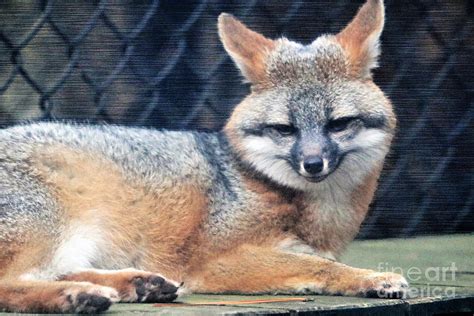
top-left (221, 131), bottom-right (383, 255)
top-left (294, 163), bottom-right (383, 257)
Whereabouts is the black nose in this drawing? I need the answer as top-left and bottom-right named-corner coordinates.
top-left (303, 156), bottom-right (324, 175)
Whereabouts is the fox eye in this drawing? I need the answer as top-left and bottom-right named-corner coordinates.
top-left (327, 117), bottom-right (358, 133)
top-left (267, 124), bottom-right (297, 136)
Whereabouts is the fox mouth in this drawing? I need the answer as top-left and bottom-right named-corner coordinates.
top-left (281, 156), bottom-right (337, 183)
top-left (301, 174), bottom-right (329, 183)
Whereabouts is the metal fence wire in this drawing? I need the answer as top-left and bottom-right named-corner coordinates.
top-left (0, 0), bottom-right (472, 238)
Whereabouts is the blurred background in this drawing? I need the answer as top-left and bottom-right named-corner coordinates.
top-left (0, 0), bottom-right (472, 238)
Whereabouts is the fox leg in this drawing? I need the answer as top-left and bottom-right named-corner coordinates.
top-left (186, 243), bottom-right (408, 298)
top-left (59, 268), bottom-right (180, 303)
top-left (0, 238), bottom-right (120, 313)
top-left (0, 280), bottom-right (119, 313)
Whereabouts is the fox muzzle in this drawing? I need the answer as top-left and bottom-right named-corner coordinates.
top-left (292, 131), bottom-right (339, 182)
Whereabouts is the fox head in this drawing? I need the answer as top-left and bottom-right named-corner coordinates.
top-left (221, 0), bottom-right (396, 191)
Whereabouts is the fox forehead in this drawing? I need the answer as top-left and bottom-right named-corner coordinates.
top-left (259, 37), bottom-right (392, 124)
top-left (266, 36), bottom-right (349, 87)
top-left (253, 78), bottom-right (390, 129)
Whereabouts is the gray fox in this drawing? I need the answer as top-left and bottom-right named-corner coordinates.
top-left (0, 0), bottom-right (408, 313)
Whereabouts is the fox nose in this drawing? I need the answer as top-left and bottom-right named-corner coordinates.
top-left (303, 156), bottom-right (324, 175)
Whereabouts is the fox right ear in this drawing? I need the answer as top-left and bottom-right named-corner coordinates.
top-left (218, 13), bottom-right (275, 85)
top-left (335, 0), bottom-right (385, 79)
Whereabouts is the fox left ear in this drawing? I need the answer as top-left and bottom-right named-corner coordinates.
top-left (335, 0), bottom-right (385, 79)
top-left (218, 13), bottom-right (276, 85)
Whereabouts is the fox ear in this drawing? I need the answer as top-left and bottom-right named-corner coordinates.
top-left (218, 13), bottom-right (275, 84)
top-left (335, 0), bottom-right (385, 79)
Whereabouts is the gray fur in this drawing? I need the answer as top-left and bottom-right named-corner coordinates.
top-left (0, 123), bottom-right (277, 246)
top-left (267, 37), bottom-right (349, 87)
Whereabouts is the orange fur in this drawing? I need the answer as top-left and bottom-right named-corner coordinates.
top-left (59, 271), bottom-right (135, 300)
top-left (141, 184), bottom-right (208, 280)
top-left (0, 280), bottom-right (116, 313)
top-left (0, 242), bottom-right (18, 279)
top-left (32, 145), bottom-right (208, 282)
top-left (185, 242), bottom-right (387, 296)
top-left (350, 164), bottom-right (383, 219)
top-left (59, 269), bottom-right (178, 303)
top-left (1, 234), bottom-right (55, 281)
top-left (241, 174), bottom-right (299, 229)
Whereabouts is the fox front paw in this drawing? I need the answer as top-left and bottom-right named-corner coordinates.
top-left (116, 270), bottom-right (180, 303)
top-left (358, 272), bottom-right (409, 299)
top-left (62, 284), bottom-right (119, 314)
top-left (131, 273), bottom-right (180, 303)
top-left (59, 268), bottom-right (180, 304)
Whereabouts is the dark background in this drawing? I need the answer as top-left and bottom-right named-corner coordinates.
top-left (0, 0), bottom-right (472, 238)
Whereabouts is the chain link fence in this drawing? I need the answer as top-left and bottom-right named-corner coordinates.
top-left (0, 0), bottom-right (472, 238)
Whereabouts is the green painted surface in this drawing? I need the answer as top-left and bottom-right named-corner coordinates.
top-left (342, 234), bottom-right (474, 274)
top-left (341, 233), bottom-right (474, 292)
